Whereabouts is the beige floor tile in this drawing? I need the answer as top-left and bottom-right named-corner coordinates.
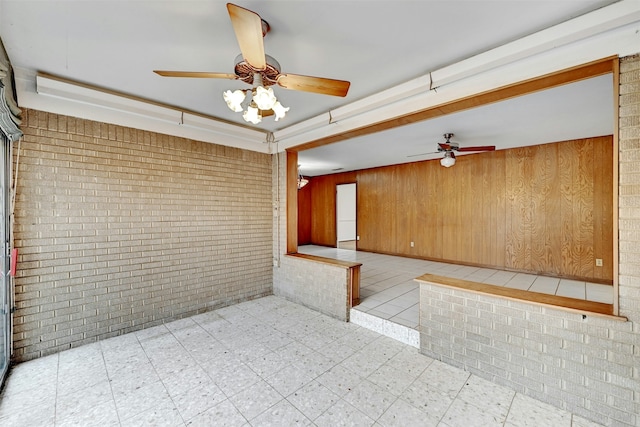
top-left (0, 295), bottom-right (606, 427)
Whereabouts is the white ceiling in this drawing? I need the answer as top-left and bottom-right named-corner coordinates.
top-left (0, 0), bottom-right (637, 176)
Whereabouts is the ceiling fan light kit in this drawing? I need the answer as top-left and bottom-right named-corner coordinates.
top-left (154, 3), bottom-right (350, 126)
top-left (224, 73), bottom-right (289, 124)
top-left (297, 164), bottom-right (309, 189)
top-left (435, 133), bottom-right (495, 167)
top-left (440, 151), bottom-right (456, 167)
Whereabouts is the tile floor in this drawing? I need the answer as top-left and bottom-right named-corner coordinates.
top-left (298, 245), bottom-right (614, 331)
top-left (0, 296), bottom-right (603, 426)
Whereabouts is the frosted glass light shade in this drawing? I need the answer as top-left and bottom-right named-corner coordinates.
top-left (253, 86), bottom-right (277, 110)
top-left (243, 105), bottom-right (262, 124)
top-left (440, 153), bottom-right (456, 167)
top-left (272, 102), bottom-right (289, 121)
top-left (223, 90), bottom-right (245, 112)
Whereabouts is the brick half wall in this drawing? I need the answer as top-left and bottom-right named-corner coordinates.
top-left (274, 255), bottom-right (353, 321)
top-left (418, 53), bottom-right (640, 427)
top-left (419, 283), bottom-right (637, 426)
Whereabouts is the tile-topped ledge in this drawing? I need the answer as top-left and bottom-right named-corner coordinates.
top-left (415, 273), bottom-right (626, 321)
top-left (287, 252), bottom-right (362, 269)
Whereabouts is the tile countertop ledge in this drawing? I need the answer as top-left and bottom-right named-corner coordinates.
top-left (415, 273), bottom-right (627, 322)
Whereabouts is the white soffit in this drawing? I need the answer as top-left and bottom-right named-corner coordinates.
top-left (22, 72), bottom-right (270, 152)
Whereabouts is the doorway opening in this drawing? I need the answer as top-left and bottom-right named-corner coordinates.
top-left (336, 183), bottom-right (356, 250)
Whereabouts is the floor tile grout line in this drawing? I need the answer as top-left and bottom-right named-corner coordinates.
top-left (53, 353), bottom-right (60, 426)
top-left (502, 389), bottom-right (519, 426)
top-left (98, 342), bottom-right (122, 427)
top-left (164, 319), bottom-right (217, 426)
top-left (130, 327), bottom-right (184, 426)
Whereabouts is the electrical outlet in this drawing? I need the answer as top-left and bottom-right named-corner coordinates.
top-left (410, 241), bottom-right (414, 247)
top-left (595, 258), bottom-right (603, 267)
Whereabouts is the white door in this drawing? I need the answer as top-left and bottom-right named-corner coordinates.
top-left (336, 183), bottom-right (356, 247)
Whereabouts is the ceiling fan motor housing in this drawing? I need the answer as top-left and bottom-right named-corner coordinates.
top-left (437, 143), bottom-right (459, 152)
top-left (233, 54), bottom-right (281, 86)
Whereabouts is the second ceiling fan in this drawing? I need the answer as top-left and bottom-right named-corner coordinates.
top-left (409, 133), bottom-right (496, 167)
top-left (154, 3), bottom-right (351, 124)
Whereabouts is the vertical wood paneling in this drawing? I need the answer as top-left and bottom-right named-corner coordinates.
top-left (594, 137), bottom-right (614, 280)
top-left (492, 151), bottom-right (507, 268)
top-left (420, 161), bottom-right (440, 258)
top-left (506, 148), bottom-right (527, 270)
top-left (559, 141), bottom-right (577, 276)
top-left (357, 171), bottom-right (376, 251)
top-left (310, 176), bottom-right (334, 246)
top-left (305, 136), bottom-right (613, 283)
top-left (530, 145), bottom-right (547, 273)
top-left (404, 163), bottom-right (420, 256)
top-left (297, 182), bottom-right (312, 245)
top-left (479, 155), bottom-right (492, 265)
top-left (467, 155), bottom-right (484, 264)
top-left (545, 143), bottom-right (562, 275)
top-left (286, 151), bottom-right (298, 253)
top-left (578, 139), bottom-right (595, 278)
top-left (440, 165), bottom-right (456, 260)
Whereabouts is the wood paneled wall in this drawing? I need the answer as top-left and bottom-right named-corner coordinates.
top-left (301, 137), bottom-right (613, 283)
top-left (297, 184), bottom-right (312, 245)
top-left (305, 172), bottom-right (357, 247)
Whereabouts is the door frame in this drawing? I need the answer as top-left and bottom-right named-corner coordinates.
top-left (0, 132), bottom-right (11, 386)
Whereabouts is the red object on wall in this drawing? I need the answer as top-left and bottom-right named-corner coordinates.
top-left (10, 248), bottom-right (17, 277)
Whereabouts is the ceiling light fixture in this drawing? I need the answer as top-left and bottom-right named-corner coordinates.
top-left (297, 164), bottom-right (309, 189)
top-left (440, 151), bottom-right (456, 167)
top-left (223, 72), bottom-right (289, 124)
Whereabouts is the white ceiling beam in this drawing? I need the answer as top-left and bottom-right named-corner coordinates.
top-left (19, 71), bottom-right (270, 152)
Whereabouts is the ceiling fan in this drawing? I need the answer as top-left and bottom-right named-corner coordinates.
top-left (153, 3), bottom-right (351, 124)
top-left (408, 133), bottom-right (496, 167)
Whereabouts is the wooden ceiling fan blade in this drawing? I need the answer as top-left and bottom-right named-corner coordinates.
top-left (456, 146), bottom-right (496, 152)
top-left (407, 151), bottom-right (438, 158)
top-left (277, 74), bottom-right (350, 97)
top-left (227, 3), bottom-right (267, 70)
top-left (154, 70), bottom-right (238, 79)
